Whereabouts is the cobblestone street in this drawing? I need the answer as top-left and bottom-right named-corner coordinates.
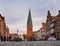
top-left (0, 41), bottom-right (60, 46)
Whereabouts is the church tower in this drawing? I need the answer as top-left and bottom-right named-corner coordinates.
top-left (27, 9), bottom-right (33, 40)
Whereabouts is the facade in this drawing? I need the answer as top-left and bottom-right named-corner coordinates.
top-left (0, 14), bottom-right (6, 36)
top-left (46, 11), bottom-right (52, 38)
top-left (0, 14), bottom-right (9, 41)
top-left (46, 10), bottom-right (60, 40)
top-left (6, 26), bottom-right (9, 38)
top-left (26, 9), bottom-right (33, 40)
top-left (33, 30), bottom-right (41, 40)
top-left (46, 10), bottom-right (56, 39)
top-left (23, 34), bottom-right (26, 41)
top-left (19, 35), bottom-right (24, 40)
top-left (40, 22), bottom-right (46, 39)
top-left (49, 16), bottom-right (56, 38)
top-left (55, 10), bottom-right (60, 39)
top-left (10, 34), bottom-right (18, 39)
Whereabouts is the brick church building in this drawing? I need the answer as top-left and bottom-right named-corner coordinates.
top-left (26, 9), bottom-right (33, 40)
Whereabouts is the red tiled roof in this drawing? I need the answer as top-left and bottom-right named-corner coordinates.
top-left (10, 34), bottom-right (18, 37)
top-left (51, 16), bottom-right (57, 20)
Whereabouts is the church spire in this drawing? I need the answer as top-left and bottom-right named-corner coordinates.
top-left (27, 9), bottom-right (32, 24)
top-left (27, 9), bottom-right (33, 40)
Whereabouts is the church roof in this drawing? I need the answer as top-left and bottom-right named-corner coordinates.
top-left (27, 9), bottom-right (32, 23)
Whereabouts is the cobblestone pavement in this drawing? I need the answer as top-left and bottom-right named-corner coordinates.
top-left (0, 41), bottom-right (60, 46)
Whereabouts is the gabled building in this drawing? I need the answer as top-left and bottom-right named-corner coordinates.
top-left (49, 16), bottom-right (56, 35)
top-left (46, 10), bottom-right (52, 38)
top-left (40, 22), bottom-right (46, 39)
top-left (33, 30), bottom-right (41, 40)
top-left (55, 10), bottom-right (60, 40)
top-left (10, 34), bottom-right (18, 39)
top-left (46, 10), bottom-right (60, 40)
top-left (0, 14), bottom-right (9, 41)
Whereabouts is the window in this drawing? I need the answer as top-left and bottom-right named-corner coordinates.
top-left (57, 32), bottom-right (59, 33)
top-left (41, 32), bottom-right (46, 35)
top-left (50, 23), bottom-right (54, 27)
top-left (42, 29), bottom-right (44, 32)
top-left (47, 31), bottom-right (50, 34)
top-left (57, 26), bottom-right (60, 29)
top-left (52, 19), bottom-right (55, 22)
top-left (50, 29), bottom-right (54, 33)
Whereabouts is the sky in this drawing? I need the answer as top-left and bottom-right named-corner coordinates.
top-left (0, 0), bottom-right (60, 34)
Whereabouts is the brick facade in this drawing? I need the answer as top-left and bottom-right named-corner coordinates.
top-left (26, 9), bottom-right (33, 40)
top-left (46, 10), bottom-right (60, 40)
top-left (46, 11), bottom-right (52, 38)
top-left (0, 14), bottom-right (9, 40)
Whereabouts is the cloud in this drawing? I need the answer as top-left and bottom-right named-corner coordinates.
top-left (0, 0), bottom-right (60, 34)
top-left (51, 0), bottom-right (57, 3)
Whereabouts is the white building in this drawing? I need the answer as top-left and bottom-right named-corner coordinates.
top-left (33, 29), bottom-right (41, 40)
